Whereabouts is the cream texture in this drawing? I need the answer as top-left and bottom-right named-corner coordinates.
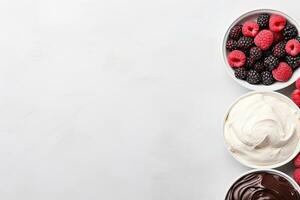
top-left (224, 93), bottom-right (300, 167)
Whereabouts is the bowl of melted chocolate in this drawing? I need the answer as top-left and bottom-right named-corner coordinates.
top-left (225, 169), bottom-right (300, 200)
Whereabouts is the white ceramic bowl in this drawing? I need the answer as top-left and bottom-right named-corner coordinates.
top-left (222, 9), bottom-right (300, 91)
top-left (224, 169), bottom-right (300, 199)
top-left (223, 91), bottom-right (300, 169)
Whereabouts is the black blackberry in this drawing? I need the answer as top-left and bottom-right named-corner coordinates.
top-left (261, 71), bottom-right (275, 85)
top-left (226, 39), bottom-right (238, 51)
top-left (272, 42), bottom-right (286, 58)
top-left (237, 36), bottom-right (254, 50)
top-left (295, 36), bottom-right (300, 43)
top-left (253, 61), bottom-right (265, 73)
top-left (249, 47), bottom-right (262, 61)
top-left (241, 48), bottom-right (250, 57)
top-left (264, 55), bottom-right (279, 71)
top-left (229, 25), bottom-right (242, 40)
top-left (257, 13), bottom-right (270, 29)
top-left (234, 68), bottom-right (247, 80)
top-left (283, 23), bottom-right (298, 40)
top-left (286, 55), bottom-right (300, 70)
top-left (245, 57), bottom-right (255, 70)
top-left (246, 70), bottom-right (261, 84)
top-left (263, 49), bottom-right (273, 57)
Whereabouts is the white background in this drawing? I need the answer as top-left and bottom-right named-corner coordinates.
top-left (0, 0), bottom-right (299, 199)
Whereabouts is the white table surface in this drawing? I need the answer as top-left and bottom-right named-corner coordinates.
top-left (1, 0), bottom-right (300, 199)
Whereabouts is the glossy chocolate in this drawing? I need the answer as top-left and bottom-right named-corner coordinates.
top-left (225, 172), bottom-right (300, 200)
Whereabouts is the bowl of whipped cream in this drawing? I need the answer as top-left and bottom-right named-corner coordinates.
top-left (223, 91), bottom-right (300, 168)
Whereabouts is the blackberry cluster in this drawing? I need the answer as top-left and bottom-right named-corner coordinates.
top-left (226, 12), bottom-right (300, 86)
top-left (249, 47), bottom-right (262, 61)
top-left (234, 68), bottom-right (247, 80)
top-left (257, 13), bottom-right (269, 29)
top-left (283, 23), bottom-right (298, 40)
top-left (286, 55), bottom-right (300, 70)
top-left (272, 42), bottom-right (286, 58)
top-left (226, 39), bottom-right (238, 51)
top-left (264, 55), bottom-right (279, 71)
top-left (253, 61), bottom-right (265, 73)
top-left (261, 71), bottom-right (275, 85)
top-left (237, 37), bottom-right (254, 50)
top-left (245, 57), bottom-right (255, 70)
top-left (229, 25), bottom-right (242, 40)
top-left (246, 70), bottom-right (261, 84)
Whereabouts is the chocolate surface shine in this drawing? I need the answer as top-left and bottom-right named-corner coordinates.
top-left (226, 172), bottom-right (300, 200)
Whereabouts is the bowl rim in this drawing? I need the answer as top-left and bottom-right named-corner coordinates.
top-left (224, 168), bottom-right (300, 199)
top-left (222, 8), bottom-right (300, 91)
top-left (222, 90), bottom-right (300, 169)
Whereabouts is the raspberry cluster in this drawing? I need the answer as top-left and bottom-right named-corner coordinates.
top-left (226, 13), bottom-right (300, 85)
top-left (291, 78), bottom-right (300, 107)
top-left (291, 79), bottom-right (300, 185)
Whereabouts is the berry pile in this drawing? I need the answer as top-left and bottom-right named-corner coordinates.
top-left (293, 152), bottom-right (300, 185)
top-left (291, 78), bottom-right (300, 107)
top-left (292, 78), bottom-right (300, 185)
top-left (226, 13), bottom-right (300, 85)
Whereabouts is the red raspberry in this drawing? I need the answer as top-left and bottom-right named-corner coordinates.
top-left (242, 21), bottom-right (259, 37)
top-left (272, 62), bottom-right (293, 82)
top-left (269, 14), bottom-right (287, 32)
top-left (294, 168), bottom-right (300, 185)
top-left (291, 89), bottom-right (300, 107)
top-left (285, 39), bottom-right (300, 56)
top-left (254, 30), bottom-right (274, 50)
top-left (296, 78), bottom-right (300, 89)
top-left (294, 153), bottom-right (300, 168)
top-left (227, 50), bottom-right (246, 68)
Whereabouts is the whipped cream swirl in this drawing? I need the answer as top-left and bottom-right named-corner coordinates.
top-left (224, 92), bottom-right (300, 167)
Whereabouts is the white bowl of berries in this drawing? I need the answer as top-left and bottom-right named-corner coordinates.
top-left (223, 9), bottom-right (300, 91)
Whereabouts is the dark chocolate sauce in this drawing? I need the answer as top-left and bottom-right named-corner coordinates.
top-left (225, 172), bottom-right (300, 200)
